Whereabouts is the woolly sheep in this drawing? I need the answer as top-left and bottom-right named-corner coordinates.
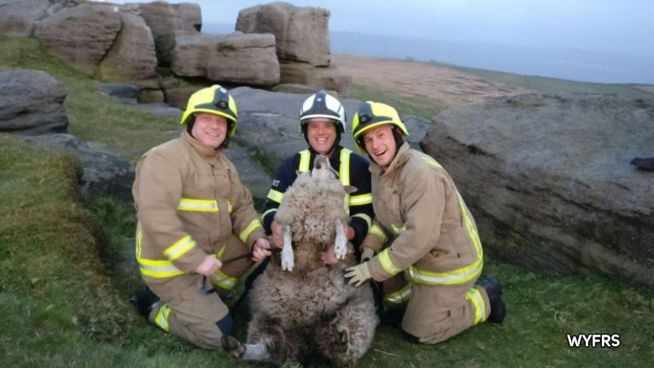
top-left (223, 155), bottom-right (378, 367)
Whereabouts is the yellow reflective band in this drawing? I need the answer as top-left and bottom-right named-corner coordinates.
top-left (349, 193), bottom-right (373, 206)
top-left (261, 208), bottom-right (277, 222)
top-left (405, 257), bottom-right (483, 286)
top-left (298, 149), bottom-right (311, 173)
top-left (137, 257), bottom-right (185, 278)
top-left (457, 192), bottom-right (483, 259)
top-left (369, 223), bottom-right (387, 242)
top-left (466, 287), bottom-right (486, 324)
top-left (240, 219), bottom-right (262, 243)
top-left (215, 245), bottom-right (227, 260)
top-left (154, 304), bottom-right (172, 332)
top-left (163, 235), bottom-right (196, 261)
top-left (420, 153), bottom-right (443, 169)
top-left (267, 189), bottom-right (283, 203)
top-left (390, 223), bottom-right (405, 235)
top-left (384, 283), bottom-right (413, 305)
top-left (340, 148), bottom-right (351, 214)
top-left (209, 270), bottom-right (237, 291)
top-left (177, 198), bottom-right (219, 212)
top-left (135, 222), bottom-right (143, 258)
top-left (227, 200), bottom-right (233, 214)
top-left (378, 248), bottom-right (402, 276)
top-left (351, 213), bottom-right (372, 228)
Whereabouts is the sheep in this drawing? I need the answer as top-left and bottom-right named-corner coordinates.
top-left (223, 154), bottom-right (379, 367)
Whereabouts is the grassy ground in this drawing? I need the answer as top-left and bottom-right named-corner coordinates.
top-left (442, 62), bottom-right (654, 97)
top-left (349, 84), bottom-right (444, 120)
top-left (2, 36), bottom-right (654, 367)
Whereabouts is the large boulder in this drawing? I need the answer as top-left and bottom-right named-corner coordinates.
top-left (170, 32), bottom-right (280, 86)
top-left (0, 69), bottom-right (68, 135)
top-left (34, 3), bottom-right (121, 75)
top-left (24, 133), bottom-right (134, 200)
top-left (0, 0), bottom-right (49, 37)
top-left (236, 2), bottom-right (330, 66)
top-left (421, 94), bottom-right (654, 288)
top-left (280, 62), bottom-right (352, 97)
top-left (230, 87), bottom-right (429, 172)
top-left (98, 11), bottom-right (158, 82)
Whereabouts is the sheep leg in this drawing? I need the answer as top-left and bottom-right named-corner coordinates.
top-left (334, 218), bottom-right (347, 260)
top-left (281, 224), bottom-right (294, 271)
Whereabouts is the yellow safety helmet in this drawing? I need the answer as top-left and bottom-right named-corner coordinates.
top-left (351, 101), bottom-right (408, 153)
top-left (180, 85), bottom-right (239, 137)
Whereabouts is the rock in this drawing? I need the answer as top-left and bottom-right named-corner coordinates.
top-left (225, 145), bottom-right (272, 208)
top-left (24, 133), bottom-right (134, 199)
top-left (0, 69), bottom-right (68, 135)
top-left (229, 87), bottom-right (429, 172)
top-left (421, 94), bottom-right (654, 288)
top-left (133, 102), bottom-right (182, 120)
top-left (630, 157), bottom-right (654, 171)
top-left (170, 32), bottom-right (280, 86)
top-left (34, 3), bottom-right (121, 75)
top-left (280, 62), bottom-right (352, 97)
top-left (138, 89), bottom-right (165, 104)
top-left (172, 2), bottom-right (201, 32)
top-left (97, 83), bottom-right (139, 104)
top-left (164, 84), bottom-right (209, 109)
top-left (236, 2), bottom-right (330, 66)
top-left (0, 0), bottom-right (49, 37)
top-left (98, 11), bottom-right (158, 82)
top-left (272, 83), bottom-right (322, 95)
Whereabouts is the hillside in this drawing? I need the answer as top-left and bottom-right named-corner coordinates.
top-left (1, 36), bottom-right (654, 367)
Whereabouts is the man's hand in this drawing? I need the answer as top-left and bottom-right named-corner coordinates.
top-left (251, 237), bottom-right (272, 262)
top-left (270, 220), bottom-right (284, 249)
top-left (195, 254), bottom-right (222, 276)
top-left (343, 262), bottom-right (372, 287)
top-left (344, 224), bottom-right (355, 241)
top-left (360, 247), bottom-right (375, 263)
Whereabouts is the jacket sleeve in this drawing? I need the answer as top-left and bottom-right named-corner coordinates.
top-left (368, 168), bottom-right (445, 282)
top-left (134, 150), bottom-right (207, 273)
top-left (227, 161), bottom-right (265, 249)
top-left (261, 155), bottom-right (297, 234)
top-left (359, 220), bottom-right (388, 253)
top-left (347, 155), bottom-right (374, 248)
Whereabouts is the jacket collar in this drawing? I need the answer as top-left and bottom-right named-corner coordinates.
top-left (181, 130), bottom-right (223, 160)
top-left (370, 142), bottom-right (411, 177)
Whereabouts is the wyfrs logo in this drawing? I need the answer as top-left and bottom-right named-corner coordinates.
top-left (566, 333), bottom-right (621, 348)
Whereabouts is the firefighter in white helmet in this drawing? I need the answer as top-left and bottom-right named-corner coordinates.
top-left (132, 85), bottom-right (271, 349)
top-left (344, 100), bottom-right (506, 344)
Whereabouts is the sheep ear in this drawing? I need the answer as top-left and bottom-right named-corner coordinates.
top-left (344, 185), bottom-right (358, 193)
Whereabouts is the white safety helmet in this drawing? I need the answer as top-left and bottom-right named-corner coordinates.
top-left (299, 90), bottom-right (346, 133)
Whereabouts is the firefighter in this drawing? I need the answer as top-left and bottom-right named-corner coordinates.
top-left (344, 101), bottom-right (506, 344)
top-left (132, 85), bottom-right (271, 349)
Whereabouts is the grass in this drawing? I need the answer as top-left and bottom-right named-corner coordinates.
top-left (2, 35), bottom-right (654, 367)
top-left (349, 84), bottom-right (444, 120)
top-left (441, 62), bottom-right (654, 97)
top-left (0, 36), bottom-right (178, 161)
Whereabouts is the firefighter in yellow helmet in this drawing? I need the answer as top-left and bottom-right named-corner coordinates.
top-left (344, 101), bottom-right (506, 344)
top-left (132, 85), bottom-right (271, 349)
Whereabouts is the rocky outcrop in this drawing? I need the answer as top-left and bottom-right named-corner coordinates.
top-left (280, 62), bottom-right (352, 97)
top-left (34, 3), bottom-right (121, 75)
top-left (170, 32), bottom-right (280, 86)
top-left (421, 94), bottom-right (654, 288)
top-left (236, 2), bottom-right (330, 67)
top-left (0, 0), bottom-right (49, 37)
top-left (0, 69), bottom-right (68, 134)
top-left (98, 11), bottom-right (158, 83)
top-left (135, 1), bottom-right (201, 38)
top-left (24, 133), bottom-right (134, 200)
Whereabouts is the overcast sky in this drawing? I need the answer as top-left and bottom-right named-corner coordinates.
top-left (128, 0), bottom-right (654, 57)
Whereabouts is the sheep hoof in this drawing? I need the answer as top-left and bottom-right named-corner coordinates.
top-left (222, 335), bottom-right (245, 359)
top-left (334, 236), bottom-right (347, 260)
top-left (281, 247), bottom-right (294, 271)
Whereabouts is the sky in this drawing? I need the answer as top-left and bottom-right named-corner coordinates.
top-left (110, 1), bottom-right (654, 83)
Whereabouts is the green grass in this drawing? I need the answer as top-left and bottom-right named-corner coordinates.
top-left (2, 36), bottom-right (654, 367)
top-left (349, 84), bottom-right (444, 120)
top-left (442, 62), bottom-right (654, 97)
top-left (0, 36), bottom-right (178, 161)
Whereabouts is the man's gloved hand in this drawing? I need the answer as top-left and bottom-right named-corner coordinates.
top-left (344, 262), bottom-right (372, 287)
top-left (360, 247), bottom-right (375, 263)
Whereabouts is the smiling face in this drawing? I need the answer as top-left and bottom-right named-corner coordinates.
top-left (191, 113), bottom-right (228, 149)
top-left (362, 124), bottom-right (398, 168)
top-left (306, 118), bottom-right (338, 156)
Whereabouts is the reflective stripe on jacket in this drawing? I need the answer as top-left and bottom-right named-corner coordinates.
top-left (133, 131), bottom-right (264, 279)
top-left (367, 142), bottom-right (483, 286)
